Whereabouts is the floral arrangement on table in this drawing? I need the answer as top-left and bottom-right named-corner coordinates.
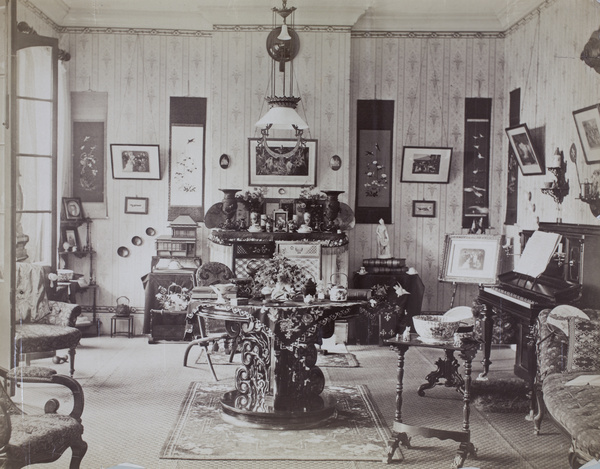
top-left (364, 143), bottom-right (388, 197)
top-left (253, 254), bottom-right (311, 297)
top-left (298, 186), bottom-right (326, 201)
top-left (155, 283), bottom-right (192, 311)
top-left (236, 187), bottom-right (267, 213)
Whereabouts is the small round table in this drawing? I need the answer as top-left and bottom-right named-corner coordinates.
top-left (383, 334), bottom-right (480, 468)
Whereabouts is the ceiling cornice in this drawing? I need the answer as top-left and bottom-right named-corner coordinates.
top-left (22, 0), bottom-right (553, 37)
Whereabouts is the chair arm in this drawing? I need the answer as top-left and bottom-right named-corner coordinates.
top-left (47, 301), bottom-right (82, 327)
top-left (5, 366), bottom-right (85, 422)
top-left (0, 400), bottom-right (12, 453)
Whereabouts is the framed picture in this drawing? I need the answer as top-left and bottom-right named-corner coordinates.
top-left (169, 124), bottom-right (205, 218)
top-left (124, 197), bottom-right (149, 214)
top-left (412, 200), bottom-right (436, 218)
top-left (573, 104), bottom-right (600, 164)
top-left (439, 234), bottom-right (502, 285)
top-left (110, 144), bottom-right (161, 180)
top-left (505, 124), bottom-right (544, 175)
top-left (273, 209), bottom-right (288, 232)
top-left (248, 138), bottom-right (317, 186)
top-left (62, 197), bottom-right (83, 221)
top-left (61, 226), bottom-right (81, 252)
top-left (400, 146), bottom-right (453, 183)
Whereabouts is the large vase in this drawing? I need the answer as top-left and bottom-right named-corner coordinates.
top-left (322, 190), bottom-right (344, 231)
top-left (219, 188), bottom-right (240, 230)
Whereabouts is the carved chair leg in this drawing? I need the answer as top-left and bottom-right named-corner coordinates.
top-left (69, 437), bottom-right (88, 469)
top-left (183, 341), bottom-right (199, 367)
top-left (68, 347), bottom-right (77, 377)
top-left (532, 388), bottom-right (545, 435)
top-left (204, 344), bottom-right (219, 382)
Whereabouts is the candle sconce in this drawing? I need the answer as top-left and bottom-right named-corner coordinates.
top-left (541, 148), bottom-right (570, 204)
top-left (578, 172), bottom-right (600, 218)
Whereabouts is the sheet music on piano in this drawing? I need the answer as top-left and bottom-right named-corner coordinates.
top-left (514, 230), bottom-right (562, 278)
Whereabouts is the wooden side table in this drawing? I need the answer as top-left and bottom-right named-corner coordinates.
top-left (111, 315), bottom-right (134, 338)
top-left (383, 334), bottom-right (479, 468)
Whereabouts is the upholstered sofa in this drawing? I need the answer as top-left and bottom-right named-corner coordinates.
top-left (534, 306), bottom-right (600, 468)
top-left (15, 262), bottom-right (83, 377)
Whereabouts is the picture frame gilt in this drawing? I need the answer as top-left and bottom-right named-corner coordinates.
top-left (110, 144), bottom-right (161, 180)
top-left (248, 138), bottom-right (317, 186)
top-left (400, 146), bottom-right (453, 183)
top-left (505, 124), bottom-right (544, 175)
top-left (439, 234), bottom-right (502, 285)
top-left (573, 103), bottom-right (600, 164)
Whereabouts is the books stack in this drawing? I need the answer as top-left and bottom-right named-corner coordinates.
top-left (191, 285), bottom-right (238, 301)
top-left (191, 286), bottom-right (218, 300)
top-left (361, 258), bottom-right (407, 275)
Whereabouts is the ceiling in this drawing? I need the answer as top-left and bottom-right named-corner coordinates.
top-left (31, 0), bottom-right (547, 32)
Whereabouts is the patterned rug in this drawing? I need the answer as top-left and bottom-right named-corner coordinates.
top-left (196, 348), bottom-right (359, 368)
top-left (160, 383), bottom-right (389, 461)
top-left (470, 377), bottom-right (531, 414)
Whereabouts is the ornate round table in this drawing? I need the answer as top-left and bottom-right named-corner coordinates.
top-left (189, 298), bottom-right (367, 430)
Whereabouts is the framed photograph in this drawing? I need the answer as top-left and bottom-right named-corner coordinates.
top-left (412, 200), bottom-right (436, 218)
top-left (273, 209), bottom-right (288, 232)
top-left (248, 138), bottom-right (317, 186)
top-left (110, 144), bottom-right (161, 180)
top-left (505, 124), bottom-right (544, 175)
top-left (61, 226), bottom-right (81, 252)
top-left (573, 104), bottom-right (600, 164)
top-left (62, 197), bottom-right (83, 221)
top-left (400, 146), bottom-right (453, 183)
top-left (439, 234), bottom-right (502, 285)
top-left (124, 197), bottom-right (149, 214)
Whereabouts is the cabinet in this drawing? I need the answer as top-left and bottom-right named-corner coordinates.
top-left (58, 217), bottom-right (99, 335)
top-left (352, 272), bottom-right (425, 345)
top-left (208, 231), bottom-right (349, 284)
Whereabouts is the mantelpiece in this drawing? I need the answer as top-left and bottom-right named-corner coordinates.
top-left (208, 230), bottom-right (349, 284)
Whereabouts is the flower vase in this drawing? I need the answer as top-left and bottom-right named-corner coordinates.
top-left (219, 188), bottom-right (240, 230)
top-left (322, 190), bottom-right (344, 231)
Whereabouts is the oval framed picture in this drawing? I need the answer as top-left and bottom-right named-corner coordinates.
top-left (329, 155), bottom-right (342, 171)
top-left (219, 154), bottom-right (230, 169)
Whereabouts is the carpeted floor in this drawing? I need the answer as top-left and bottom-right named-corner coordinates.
top-left (12, 334), bottom-right (571, 468)
top-left (161, 383), bottom-right (388, 461)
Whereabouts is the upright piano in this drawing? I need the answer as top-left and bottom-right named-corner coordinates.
top-left (477, 223), bottom-right (600, 388)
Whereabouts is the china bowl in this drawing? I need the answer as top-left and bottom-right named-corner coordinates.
top-left (57, 269), bottom-right (74, 282)
top-left (413, 315), bottom-right (462, 343)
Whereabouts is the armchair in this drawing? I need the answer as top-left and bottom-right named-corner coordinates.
top-left (15, 263), bottom-right (83, 377)
top-left (0, 366), bottom-right (87, 468)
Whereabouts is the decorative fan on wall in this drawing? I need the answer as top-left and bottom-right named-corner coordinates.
top-left (581, 28), bottom-right (600, 73)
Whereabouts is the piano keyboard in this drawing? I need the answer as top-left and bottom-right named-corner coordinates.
top-left (482, 286), bottom-right (536, 309)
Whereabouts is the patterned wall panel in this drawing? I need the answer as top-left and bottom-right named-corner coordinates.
top-left (504, 0), bottom-right (600, 232)
top-left (59, 25), bottom-right (351, 312)
top-left (349, 33), bottom-right (505, 312)
top-left (24, 0), bottom-right (597, 318)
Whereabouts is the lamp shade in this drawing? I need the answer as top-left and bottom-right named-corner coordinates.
top-left (278, 23), bottom-right (292, 41)
top-left (255, 105), bottom-right (308, 130)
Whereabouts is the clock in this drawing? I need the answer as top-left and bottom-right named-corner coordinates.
top-left (266, 26), bottom-right (300, 63)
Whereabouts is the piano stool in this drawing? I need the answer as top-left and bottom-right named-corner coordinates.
top-left (533, 308), bottom-right (600, 468)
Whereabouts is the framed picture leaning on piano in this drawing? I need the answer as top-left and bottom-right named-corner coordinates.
top-left (439, 234), bottom-right (503, 285)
